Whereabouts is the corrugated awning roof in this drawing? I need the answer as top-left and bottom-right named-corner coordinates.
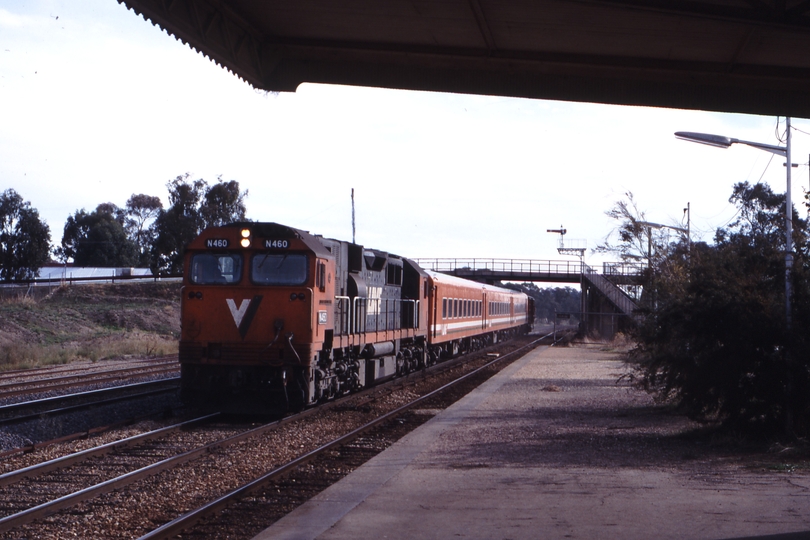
top-left (118, 0), bottom-right (810, 117)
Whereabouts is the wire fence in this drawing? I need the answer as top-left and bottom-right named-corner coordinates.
top-left (0, 273), bottom-right (183, 298)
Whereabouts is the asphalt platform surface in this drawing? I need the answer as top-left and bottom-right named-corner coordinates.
top-left (254, 344), bottom-right (810, 540)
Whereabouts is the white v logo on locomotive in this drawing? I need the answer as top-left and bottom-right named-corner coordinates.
top-left (226, 299), bottom-right (251, 327)
top-left (225, 296), bottom-right (264, 339)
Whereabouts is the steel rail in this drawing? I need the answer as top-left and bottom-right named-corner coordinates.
top-left (0, 356), bottom-right (177, 381)
top-left (0, 403), bottom-right (327, 532)
top-left (0, 379), bottom-right (180, 426)
top-left (0, 366), bottom-right (179, 400)
top-left (0, 378), bottom-right (180, 416)
top-left (0, 414), bottom-right (219, 487)
top-left (0, 386), bottom-right (180, 427)
top-left (139, 337), bottom-right (546, 540)
top-left (0, 411), bottom-right (175, 460)
top-left (0, 361), bottom-right (177, 390)
top-left (339, 334), bottom-right (551, 411)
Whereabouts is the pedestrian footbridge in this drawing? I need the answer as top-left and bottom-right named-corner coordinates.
top-left (415, 258), bottom-right (644, 338)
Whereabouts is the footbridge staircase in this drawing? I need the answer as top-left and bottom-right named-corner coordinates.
top-left (415, 259), bottom-right (644, 338)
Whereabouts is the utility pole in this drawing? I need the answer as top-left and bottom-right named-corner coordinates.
top-left (785, 117), bottom-right (793, 329)
top-left (351, 188), bottom-right (356, 244)
top-left (683, 202), bottom-right (691, 255)
top-left (676, 120), bottom-right (793, 328)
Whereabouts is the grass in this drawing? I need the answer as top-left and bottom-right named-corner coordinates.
top-left (0, 334), bottom-right (178, 371)
top-left (0, 281), bottom-right (182, 372)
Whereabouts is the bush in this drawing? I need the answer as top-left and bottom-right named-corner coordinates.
top-left (628, 183), bottom-right (810, 439)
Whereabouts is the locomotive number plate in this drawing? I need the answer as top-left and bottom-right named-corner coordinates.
top-left (206, 238), bottom-right (229, 248)
top-left (265, 239), bottom-right (290, 249)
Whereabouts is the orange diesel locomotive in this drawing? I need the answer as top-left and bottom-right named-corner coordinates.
top-left (180, 222), bottom-right (533, 412)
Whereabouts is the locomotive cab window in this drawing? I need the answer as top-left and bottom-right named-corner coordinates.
top-left (316, 260), bottom-right (326, 291)
top-left (251, 253), bottom-right (309, 285)
top-left (190, 253), bottom-right (243, 285)
top-left (386, 264), bottom-right (402, 286)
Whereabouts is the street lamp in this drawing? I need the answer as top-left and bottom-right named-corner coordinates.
top-left (637, 219), bottom-right (690, 310)
top-left (675, 119), bottom-right (794, 328)
top-left (636, 219), bottom-right (690, 266)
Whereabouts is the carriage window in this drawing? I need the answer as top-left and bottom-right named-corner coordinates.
top-left (251, 253), bottom-right (308, 285)
top-left (190, 253), bottom-right (242, 285)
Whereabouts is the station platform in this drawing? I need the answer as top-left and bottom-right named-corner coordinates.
top-left (254, 345), bottom-right (810, 540)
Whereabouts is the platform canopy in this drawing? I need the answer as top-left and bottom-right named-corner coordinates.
top-left (118, 0), bottom-right (810, 117)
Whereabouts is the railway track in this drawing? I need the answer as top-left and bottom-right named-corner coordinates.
top-left (0, 378), bottom-right (180, 426)
top-left (0, 335), bottom-right (546, 538)
top-left (0, 357), bottom-right (182, 451)
top-left (0, 357), bottom-right (179, 404)
top-left (0, 375), bottom-right (183, 459)
top-left (0, 356), bottom-right (175, 381)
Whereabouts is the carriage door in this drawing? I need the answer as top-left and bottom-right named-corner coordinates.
top-left (483, 292), bottom-right (488, 329)
top-left (431, 284), bottom-right (438, 339)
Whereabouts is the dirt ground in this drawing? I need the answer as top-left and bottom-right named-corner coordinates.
top-left (489, 345), bottom-right (810, 538)
top-left (465, 345), bottom-right (810, 538)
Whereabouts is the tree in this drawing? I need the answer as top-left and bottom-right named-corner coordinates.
top-left (597, 191), bottom-right (690, 308)
top-left (124, 194), bottom-right (163, 267)
top-left (517, 283), bottom-right (581, 322)
top-left (150, 174), bottom-right (248, 274)
top-left (629, 182), bottom-right (810, 439)
top-left (200, 177), bottom-right (248, 229)
top-left (597, 192), bottom-right (654, 264)
top-left (0, 189), bottom-right (51, 282)
top-left (58, 204), bottom-right (138, 267)
top-left (150, 175), bottom-right (206, 275)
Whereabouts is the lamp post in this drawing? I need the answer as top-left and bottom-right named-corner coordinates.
top-left (636, 219), bottom-right (690, 266)
top-left (675, 119), bottom-right (793, 328)
top-left (637, 219), bottom-right (690, 310)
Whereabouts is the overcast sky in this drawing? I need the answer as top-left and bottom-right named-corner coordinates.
top-left (2, 0), bottom-right (809, 266)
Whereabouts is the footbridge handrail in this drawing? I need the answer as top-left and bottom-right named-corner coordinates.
top-left (414, 258), bottom-right (644, 279)
top-left (414, 258), bottom-right (585, 276)
top-left (415, 258), bottom-right (641, 328)
top-left (581, 264), bottom-right (639, 316)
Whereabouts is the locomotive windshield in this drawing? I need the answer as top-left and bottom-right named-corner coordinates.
top-left (190, 253), bottom-right (243, 284)
top-left (251, 253), bottom-right (308, 285)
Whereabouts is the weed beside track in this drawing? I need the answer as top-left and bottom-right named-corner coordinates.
top-left (0, 282), bottom-right (181, 370)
